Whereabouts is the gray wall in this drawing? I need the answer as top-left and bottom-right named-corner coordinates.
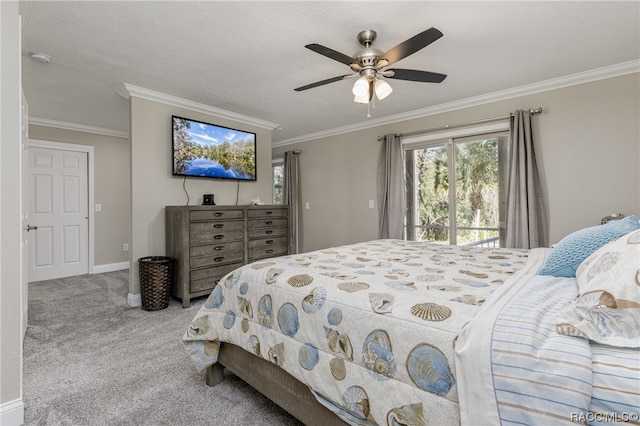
top-left (274, 73), bottom-right (640, 252)
top-left (20, 73), bottom-right (640, 297)
top-left (28, 126), bottom-right (130, 267)
top-left (128, 96), bottom-right (274, 296)
top-left (0, 0), bottom-right (22, 414)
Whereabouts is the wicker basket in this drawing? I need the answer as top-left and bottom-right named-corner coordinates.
top-left (139, 256), bottom-right (174, 311)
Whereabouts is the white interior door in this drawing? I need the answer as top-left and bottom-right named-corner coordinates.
top-left (28, 146), bottom-right (89, 282)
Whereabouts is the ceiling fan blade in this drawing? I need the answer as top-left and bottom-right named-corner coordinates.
top-left (379, 27), bottom-right (443, 67)
top-left (294, 74), bottom-right (354, 91)
top-left (305, 43), bottom-right (356, 67)
top-left (385, 69), bottom-right (447, 83)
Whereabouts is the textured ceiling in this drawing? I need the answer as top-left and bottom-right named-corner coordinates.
top-left (20, 1), bottom-right (640, 143)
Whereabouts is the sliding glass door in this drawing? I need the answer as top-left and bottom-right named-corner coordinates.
top-left (406, 133), bottom-right (508, 247)
top-left (406, 142), bottom-right (450, 243)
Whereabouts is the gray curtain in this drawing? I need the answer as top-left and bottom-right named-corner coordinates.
top-left (377, 134), bottom-right (406, 239)
top-left (505, 110), bottom-right (548, 248)
top-left (283, 151), bottom-right (299, 254)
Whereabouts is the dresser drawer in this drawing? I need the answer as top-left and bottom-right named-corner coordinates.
top-left (189, 241), bottom-right (244, 257)
top-left (190, 262), bottom-right (243, 293)
top-left (189, 229), bottom-right (244, 245)
top-left (247, 208), bottom-right (288, 219)
top-left (190, 220), bottom-right (244, 234)
top-left (249, 245), bottom-right (289, 261)
top-left (248, 218), bottom-right (288, 229)
top-left (248, 227), bottom-right (288, 239)
top-left (189, 249), bottom-right (244, 269)
top-left (189, 209), bottom-right (244, 221)
top-left (248, 236), bottom-right (288, 249)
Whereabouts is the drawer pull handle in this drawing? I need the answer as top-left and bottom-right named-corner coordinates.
top-left (266, 211), bottom-right (273, 215)
top-left (213, 212), bottom-right (223, 217)
top-left (265, 230), bottom-right (273, 235)
top-left (214, 246), bottom-right (224, 251)
top-left (214, 257), bottom-right (225, 262)
top-left (266, 240), bottom-right (274, 245)
top-left (214, 224), bottom-right (224, 229)
top-left (266, 249), bottom-right (274, 254)
top-left (265, 220), bottom-right (273, 225)
top-left (214, 235), bottom-right (224, 240)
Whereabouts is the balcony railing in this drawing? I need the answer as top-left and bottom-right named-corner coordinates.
top-left (462, 236), bottom-right (500, 248)
top-left (411, 225), bottom-right (500, 247)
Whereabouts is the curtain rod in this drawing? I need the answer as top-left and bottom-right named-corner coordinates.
top-left (377, 107), bottom-right (543, 141)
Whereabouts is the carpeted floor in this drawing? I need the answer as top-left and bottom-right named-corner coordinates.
top-left (23, 270), bottom-right (301, 425)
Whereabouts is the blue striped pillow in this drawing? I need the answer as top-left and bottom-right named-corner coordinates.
top-left (538, 215), bottom-right (639, 278)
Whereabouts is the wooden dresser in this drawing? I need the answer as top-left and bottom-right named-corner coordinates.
top-left (165, 205), bottom-right (289, 307)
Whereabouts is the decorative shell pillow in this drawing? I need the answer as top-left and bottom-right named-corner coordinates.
top-left (556, 229), bottom-right (640, 348)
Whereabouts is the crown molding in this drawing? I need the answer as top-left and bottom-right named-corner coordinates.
top-left (29, 117), bottom-right (129, 139)
top-left (272, 60), bottom-right (639, 148)
top-left (118, 83), bottom-right (280, 131)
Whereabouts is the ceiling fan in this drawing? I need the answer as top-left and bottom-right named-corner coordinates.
top-left (294, 28), bottom-right (447, 104)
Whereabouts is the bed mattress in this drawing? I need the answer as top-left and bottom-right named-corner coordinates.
top-left (183, 239), bottom-right (536, 425)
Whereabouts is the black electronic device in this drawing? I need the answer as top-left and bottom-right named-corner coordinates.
top-left (202, 194), bottom-right (216, 205)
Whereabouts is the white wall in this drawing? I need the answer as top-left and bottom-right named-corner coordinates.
top-left (274, 73), bottom-right (640, 252)
top-left (128, 96), bottom-right (274, 300)
top-left (0, 1), bottom-right (24, 423)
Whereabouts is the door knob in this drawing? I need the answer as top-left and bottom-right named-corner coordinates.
top-left (25, 225), bottom-right (38, 232)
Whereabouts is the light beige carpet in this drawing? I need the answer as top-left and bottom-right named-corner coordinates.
top-left (23, 270), bottom-right (301, 426)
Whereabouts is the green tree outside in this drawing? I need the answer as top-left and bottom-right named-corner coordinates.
top-left (411, 137), bottom-right (500, 245)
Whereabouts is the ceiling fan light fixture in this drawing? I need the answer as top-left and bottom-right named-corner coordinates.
top-left (374, 78), bottom-right (393, 100)
top-left (352, 75), bottom-right (370, 98)
top-left (354, 94), bottom-right (369, 104)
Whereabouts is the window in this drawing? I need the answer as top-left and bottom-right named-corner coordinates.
top-left (272, 159), bottom-right (284, 205)
top-left (405, 131), bottom-right (509, 247)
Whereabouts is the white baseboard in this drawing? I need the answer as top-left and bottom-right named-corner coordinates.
top-left (93, 261), bottom-right (129, 274)
top-left (127, 293), bottom-right (141, 308)
top-left (0, 398), bottom-right (24, 426)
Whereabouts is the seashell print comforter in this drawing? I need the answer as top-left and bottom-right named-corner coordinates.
top-left (183, 239), bottom-right (536, 425)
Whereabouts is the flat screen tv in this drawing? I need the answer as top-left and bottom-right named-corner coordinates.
top-left (172, 115), bottom-right (257, 181)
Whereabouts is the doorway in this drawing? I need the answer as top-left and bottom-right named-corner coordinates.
top-left (26, 140), bottom-right (94, 282)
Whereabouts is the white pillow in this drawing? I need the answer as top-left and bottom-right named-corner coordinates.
top-left (556, 229), bottom-right (640, 348)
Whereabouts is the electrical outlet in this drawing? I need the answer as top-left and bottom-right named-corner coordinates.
top-left (123, 244), bottom-right (129, 251)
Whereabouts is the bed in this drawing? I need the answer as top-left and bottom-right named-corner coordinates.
top-left (183, 222), bottom-right (640, 425)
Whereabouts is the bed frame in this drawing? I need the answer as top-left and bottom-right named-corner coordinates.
top-left (206, 342), bottom-right (347, 425)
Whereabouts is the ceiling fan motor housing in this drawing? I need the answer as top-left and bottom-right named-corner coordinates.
top-left (355, 30), bottom-right (383, 79)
